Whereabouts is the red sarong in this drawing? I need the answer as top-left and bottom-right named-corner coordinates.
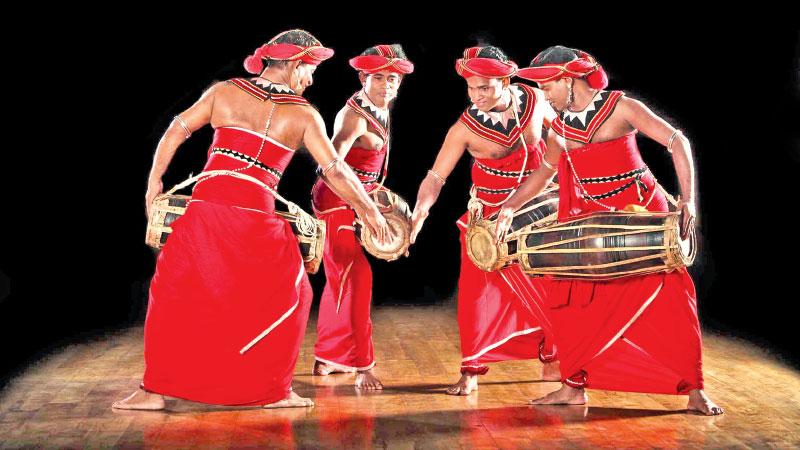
top-left (311, 145), bottom-right (385, 371)
top-left (456, 141), bottom-right (557, 375)
top-left (549, 132), bottom-right (704, 394)
top-left (141, 127), bottom-right (313, 405)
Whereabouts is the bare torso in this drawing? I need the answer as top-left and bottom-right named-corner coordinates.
top-left (462, 120), bottom-right (542, 159)
top-left (560, 94), bottom-right (638, 150)
top-left (208, 79), bottom-right (313, 150)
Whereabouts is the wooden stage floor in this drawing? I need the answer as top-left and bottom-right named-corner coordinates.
top-left (2, 305), bottom-right (799, 449)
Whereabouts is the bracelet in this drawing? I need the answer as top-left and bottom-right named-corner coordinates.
top-left (667, 129), bottom-right (682, 153)
top-left (427, 169), bottom-right (446, 185)
top-left (541, 157), bottom-right (557, 171)
top-left (322, 158), bottom-right (340, 176)
top-left (174, 115), bottom-right (192, 139)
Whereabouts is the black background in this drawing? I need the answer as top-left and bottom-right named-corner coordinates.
top-left (2, 16), bottom-right (798, 386)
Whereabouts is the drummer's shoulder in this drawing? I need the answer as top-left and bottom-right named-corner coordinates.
top-left (337, 105), bottom-right (367, 125)
top-left (614, 96), bottom-right (657, 121)
top-left (284, 101), bottom-right (323, 121)
top-left (447, 120), bottom-right (472, 140)
top-left (185, 81), bottom-right (227, 103)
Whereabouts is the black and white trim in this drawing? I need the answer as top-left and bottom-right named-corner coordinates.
top-left (211, 147), bottom-right (283, 180)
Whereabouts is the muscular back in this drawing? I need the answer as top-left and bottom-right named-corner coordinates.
top-left (206, 81), bottom-right (314, 151)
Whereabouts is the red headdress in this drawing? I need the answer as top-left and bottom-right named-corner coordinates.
top-left (349, 44), bottom-right (414, 74)
top-left (455, 46), bottom-right (518, 79)
top-left (243, 29), bottom-right (334, 74)
top-left (517, 48), bottom-right (608, 89)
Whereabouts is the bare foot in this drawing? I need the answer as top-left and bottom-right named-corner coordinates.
top-left (355, 369), bottom-right (384, 390)
top-left (687, 389), bottom-right (724, 415)
top-left (541, 360), bottom-right (561, 382)
top-left (263, 390), bottom-right (314, 409)
top-left (313, 360), bottom-right (354, 376)
top-left (530, 384), bottom-right (587, 405)
top-left (446, 373), bottom-right (478, 396)
top-left (112, 389), bottom-right (165, 411)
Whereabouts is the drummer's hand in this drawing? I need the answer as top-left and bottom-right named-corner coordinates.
top-left (494, 206), bottom-right (514, 244)
top-left (362, 206), bottom-right (392, 245)
top-left (410, 208), bottom-right (429, 244)
top-left (145, 178), bottom-right (163, 220)
top-left (677, 199), bottom-right (696, 240)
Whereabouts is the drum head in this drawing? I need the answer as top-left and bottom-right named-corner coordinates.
top-left (359, 188), bottom-right (412, 261)
top-left (363, 213), bottom-right (411, 261)
top-left (465, 224), bottom-right (500, 272)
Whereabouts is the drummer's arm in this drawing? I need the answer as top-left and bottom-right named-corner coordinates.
top-left (145, 82), bottom-right (217, 218)
top-left (410, 123), bottom-right (468, 243)
top-left (321, 107), bottom-right (367, 199)
top-left (620, 97), bottom-right (696, 236)
top-left (303, 109), bottom-right (390, 243)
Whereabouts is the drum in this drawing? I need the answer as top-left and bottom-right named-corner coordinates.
top-left (355, 187), bottom-right (412, 261)
top-left (146, 194), bottom-right (190, 249)
top-left (465, 183), bottom-right (560, 271)
top-left (517, 210), bottom-right (696, 280)
top-left (276, 210), bottom-right (326, 274)
top-left (146, 193), bottom-right (325, 274)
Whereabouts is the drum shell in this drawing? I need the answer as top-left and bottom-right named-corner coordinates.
top-left (146, 194), bottom-right (325, 274)
top-left (275, 211), bottom-right (326, 274)
top-left (146, 194), bottom-right (191, 249)
top-left (465, 184), bottom-right (559, 272)
top-left (518, 211), bottom-right (696, 280)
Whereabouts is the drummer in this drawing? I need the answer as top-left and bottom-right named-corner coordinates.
top-left (311, 44), bottom-right (413, 390)
top-left (495, 45), bottom-right (723, 415)
top-left (114, 29), bottom-right (391, 411)
top-left (409, 45), bottom-right (561, 395)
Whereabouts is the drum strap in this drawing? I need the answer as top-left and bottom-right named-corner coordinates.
top-left (165, 169), bottom-right (317, 235)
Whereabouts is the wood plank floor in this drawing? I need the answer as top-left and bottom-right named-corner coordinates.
top-left (2, 305), bottom-right (799, 449)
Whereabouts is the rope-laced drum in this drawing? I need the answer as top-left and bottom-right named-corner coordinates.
top-left (146, 170), bottom-right (325, 274)
top-left (465, 183), bottom-right (559, 271)
top-left (516, 208), bottom-right (696, 280)
top-left (354, 186), bottom-right (412, 261)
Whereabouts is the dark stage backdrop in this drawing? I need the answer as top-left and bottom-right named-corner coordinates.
top-left (2, 17), bottom-right (797, 385)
